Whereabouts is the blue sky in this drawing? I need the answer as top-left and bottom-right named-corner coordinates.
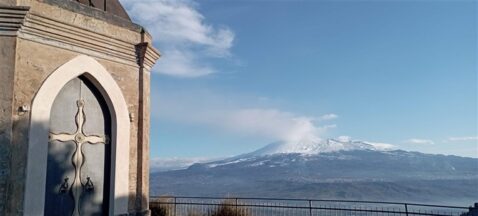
top-left (121, 0), bottom-right (477, 159)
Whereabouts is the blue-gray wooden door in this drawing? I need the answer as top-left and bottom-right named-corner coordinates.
top-left (44, 76), bottom-right (111, 216)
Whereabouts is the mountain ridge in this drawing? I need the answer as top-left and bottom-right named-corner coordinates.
top-left (152, 139), bottom-right (478, 204)
top-left (243, 138), bottom-right (396, 156)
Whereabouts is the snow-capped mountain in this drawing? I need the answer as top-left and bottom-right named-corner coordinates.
top-left (246, 138), bottom-right (395, 156)
top-left (151, 139), bottom-right (478, 203)
top-left (201, 138), bottom-right (396, 168)
top-left (150, 157), bottom-right (224, 172)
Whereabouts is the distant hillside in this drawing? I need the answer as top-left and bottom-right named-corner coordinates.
top-left (151, 139), bottom-right (478, 205)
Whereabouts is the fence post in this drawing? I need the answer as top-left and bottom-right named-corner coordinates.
top-left (405, 203), bottom-right (409, 216)
top-left (468, 203), bottom-right (478, 216)
top-left (309, 200), bottom-right (312, 216)
top-left (174, 197), bottom-right (177, 216)
top-left (235, 198), bottom-right (238, 216)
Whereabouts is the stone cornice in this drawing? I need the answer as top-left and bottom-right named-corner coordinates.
top-left (0, 6), bottom-right (29, 36)
top-left (40, 0), bottom-right (138, 31)
top-left (1, 5), bottom-right (160, 70)
top-left (19, 12), bottom-right (139, 67)
top-left (134, 41), bottom-right (160, 71)
top-left (144, 42), bottom-right (161, 70)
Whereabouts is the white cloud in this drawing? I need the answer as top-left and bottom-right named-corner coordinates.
top-left (446, 136), bottom-right (478, 142)
top-left (319, 113), bottom-right (338, 121)
top-left (154, 90), bottom-right (334, 144)
top-left (223, 109), bottom-right (328, 143)
top-left (120, 0), bottom-right (234, 77)
top-left (336, 135), bottom-right (351, 142)
top-left (159, 49), bottom-right (215, 77)
top-left (404, 138), bottom-right (435, 145)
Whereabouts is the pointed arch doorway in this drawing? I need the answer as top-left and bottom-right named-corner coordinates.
top-left (45, 76), bottom-right (111, 215)
top-left (24, 55), bottom-right (130, 215)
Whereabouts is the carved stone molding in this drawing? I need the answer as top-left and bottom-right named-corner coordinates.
top-left (18, 12), bottom-right (140, 67)
top-left (0, 6), bottom-right (30, 36)
top-left (144, 43), bottom-right (160, 70)
top-left (135, 36), bottom-right (160, 70)
top-left (135, 42), bottom-right (148, 67)
top-left (1, 3), bottom-right (160, 70)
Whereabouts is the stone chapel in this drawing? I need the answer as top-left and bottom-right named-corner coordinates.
top-left (0, 0), bottom-right (160, 215)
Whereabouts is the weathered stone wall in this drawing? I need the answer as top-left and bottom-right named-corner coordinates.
top-left (0, 36), bottom-right (17, 215)
top-left (0, 0), bottom-right (159, 215)
top-left (0, 0), bottom-right (16, 6)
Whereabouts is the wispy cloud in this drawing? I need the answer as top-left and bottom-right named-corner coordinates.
top-left (319, 113), bottom-right (339, 121)
top-left (120, 0), bottom-right (234, 77)
top-left (446, 136), bottom-right (478, 142)
top-left (220, 109), bottom-right (332, 143)
top-left (154, 90), bottom-right (335, 143)
top-left (404, 138), bottom-right (435, 145)
top-left (336, 135), bottom-right (352, 142)
top-left (159, 49), bottom-right (215, 77)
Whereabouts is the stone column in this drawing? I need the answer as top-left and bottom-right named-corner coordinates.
top-left (134, 29), bottom-right (157, 215)
top-left (0, 6), bottom-right (29, 215)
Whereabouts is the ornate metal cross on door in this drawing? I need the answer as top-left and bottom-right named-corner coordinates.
top-left (49, 99), bottom-right (109, 216)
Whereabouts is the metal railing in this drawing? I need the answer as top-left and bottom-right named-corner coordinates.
top-left (150, 196), bottom-right (476, 216)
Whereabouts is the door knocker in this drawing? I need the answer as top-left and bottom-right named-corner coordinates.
top-left (59, 177), bottom-right (69, 193)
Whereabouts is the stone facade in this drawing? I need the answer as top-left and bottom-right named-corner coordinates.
top-left (0, 0), bottom-right (159, 215)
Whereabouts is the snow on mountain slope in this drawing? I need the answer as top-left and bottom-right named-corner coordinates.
top-left (247, 138), bottom-right (396, 156)
top-left (153, 138), bottom-right (478, 202)
top-left (201, 138), bottom-right (396, 169)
